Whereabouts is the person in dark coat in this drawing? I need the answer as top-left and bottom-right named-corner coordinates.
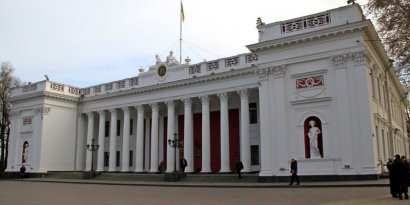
top-left (289, 159), bottom-right (299, 185)
top-left (386, 158), bottom-right (397, 198)
top-left (235, 159), bottom-right (244, 179)
top-left (400, 156), bottom-right (409, 200)
top-left (20, 165), bottom-right (26, 179)
top-left (180, 158), bottom-right (187, 172)
top-left (391, 154), bottom-right (408, 200)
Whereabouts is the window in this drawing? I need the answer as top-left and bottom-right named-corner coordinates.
top-left (104, 121), bottom-right (109, 137)
top-left (251, 145), bottom-right (259, 165)
top-left (116, 151), bottom-right (120, 167)
top-left (249, 103), bottom-right (257, 124)
top-left (104, 152), bottom-right (109, 167)
top-left (129, 150), bottom-right (133, 167)
top-left (116, 120), bottom-right (121, 136)
top-left (130, 119), bottom-right (133, 135)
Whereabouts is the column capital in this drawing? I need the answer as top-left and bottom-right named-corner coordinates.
top-left (270, 65), bottom-right (286, 77)
top-left (121, 106), bottom-right (130, 113)
top-left (166, 100), bottom-right (175, 108)
top-left (237, 89), bottom-right (248, 98)
top-left (85, 111), bottom-right (95, 117)
top-left (255, 67), bottom-right (269, 81)
top-left (217, 92), bottom-right (229, 102)
top-left (199, 95), bottom-right (209, 104)
top-left (183, 98), bottom-right (192, 106)
top-left (97, 110), bottom-right (105, 116)
top-left (109, 108), bottom-right (117, 114)
top-left (135, 104), bottom-right (144, 112)
top-left (331, 54), bottom-right (348, 69)
top-left (150, 103), bottom-right (159, 112)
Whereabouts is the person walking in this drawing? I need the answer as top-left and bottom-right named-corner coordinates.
top-left (386, 158), bottom-right (397, 198)
top-left (235, 159), bottom-right (244, 179)
top-left (289, 159), bottom-right (299, 185)
top-left (20, 165), bottom-right (26, 179)
top-left (180, 158), bottom-right (187, 173)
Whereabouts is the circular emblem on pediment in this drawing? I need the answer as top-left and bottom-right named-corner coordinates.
top-left (156, 64), bottom-right (168, 81)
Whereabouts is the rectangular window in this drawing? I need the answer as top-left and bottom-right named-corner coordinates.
top-left (105, 121), bottom-right (110, 137)
top-left (117, 120), bottom-right (121, 136)
top-left (249, 103), bottom-right (258, 124)
top-left (104, 152), bottom-right (109, 167)
top-left (129, 150), bottom-right (133, 167)
top-left (251, 145), bottom-right (259, 165)
top-left (116, 151), bottom-right (120, 167)
top-left (130, 119), bottom-right (133, 135)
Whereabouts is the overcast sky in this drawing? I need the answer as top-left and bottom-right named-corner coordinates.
top-left (0, 0), bottom-right (368, 87)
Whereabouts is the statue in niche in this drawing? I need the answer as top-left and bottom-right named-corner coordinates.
top-left (308, 120), bottom-right (321, 158)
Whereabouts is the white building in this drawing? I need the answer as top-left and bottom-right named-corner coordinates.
top-left (6, 4), bottom-right (409, 181)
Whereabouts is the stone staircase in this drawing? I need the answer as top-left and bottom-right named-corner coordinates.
top-left (43, 172), bottom-right (259, 182)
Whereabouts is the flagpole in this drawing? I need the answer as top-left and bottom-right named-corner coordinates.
top-left (179, 0), bottom-right (182, 63)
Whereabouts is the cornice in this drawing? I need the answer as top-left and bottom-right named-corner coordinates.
top-left (247, 20), bottom-right (370, 53)
top-left (82, 66), bottom-right (256, 102)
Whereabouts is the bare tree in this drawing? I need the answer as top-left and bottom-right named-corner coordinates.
top-left (365, 0), bottom-right (410, 70)
top-left (0, 62), bottom-right (20, 172)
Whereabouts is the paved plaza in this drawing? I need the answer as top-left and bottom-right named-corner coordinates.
top-left (0, 180), bottom-right (408, 205)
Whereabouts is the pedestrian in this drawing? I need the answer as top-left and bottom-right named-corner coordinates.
top-left (235, 159), bottom-right (244, 179)
top-left (386, 158), bottom-right (397, 198)
top-left (180, 158), bottom-right (187, 172)
top-left (20, 164), bottom-right (26, 179)
top-left (289, 158), bottom-right (299, 185)
top-left (391, 154), bottom-right (408, 200)
top-left (400, 156), bottom-right (409, 200)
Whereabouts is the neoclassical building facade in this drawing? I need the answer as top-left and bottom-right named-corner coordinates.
top-left (6, 4), bottom-right (409, 180)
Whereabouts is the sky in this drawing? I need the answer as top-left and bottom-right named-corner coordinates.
top-left (0, 0), bottom-right (368, 87)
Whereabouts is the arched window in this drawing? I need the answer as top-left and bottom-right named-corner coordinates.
top-left (304, 117), bottom-right (323, 158)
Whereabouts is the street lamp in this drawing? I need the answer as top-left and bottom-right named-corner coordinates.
top-left (168, 133), bottom-right (183, 172)
top-left (86, 138), bottom-right (99, 174)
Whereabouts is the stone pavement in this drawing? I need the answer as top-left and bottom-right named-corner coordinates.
top-left (1, 178), bottom-right (409, 205)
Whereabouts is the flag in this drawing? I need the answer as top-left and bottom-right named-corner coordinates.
top-left (180, 1), bottom-right (185, 22)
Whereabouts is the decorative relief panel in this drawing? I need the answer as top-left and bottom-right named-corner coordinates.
top-left (281, 13), bottom-right (330, 34)
top-left (50, 83), bottom-right (64, 92)
top-left (116, 81), bottom-right (125, 89)
top-left (271, 65), bottom-right (286, 77)
top-left (296, 75), bottom-right (324, 89)
top-left (23, 118), bottom-right (32, 125)
top-left (255, 67), bottom-right (269, 81)
top-left (94, 86), bottom-right (101, 93)
top-left (225, 57), bottom-right (239, 67)
top-left (68, 87), bottom-right (80, 95)
top-left (10, 111), bottom-right (19, 118)
top-left (81, 88), bottom-right (90, 95)
top-left (22, 84), bottom-right (37, 92)
top-left (189, 65), bottom-right (201, 75)
top-left (105, 83), bottom-right (113, 91)
top-left (245, 53), bottom-right (258, 63)
top-left (129, 77), bottom-right (139, 86)
top-left (206, 61), bottom-right (219, 71)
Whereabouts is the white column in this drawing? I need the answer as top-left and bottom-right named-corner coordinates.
top-left (121, 107), bottom-right (130, 172)
top-left (183, 98), bottom-right (194, 172)
top-left (108, 109), bottom-right (117, 172)
top-left (238, 89), bottom-right (251, 172)
top-left (134, 105), bottom-right (144, 172)
top-left (144, 115), bottom-right (151, 171)
top-left (96, 110), bottom-right (105, 171)
top-left (166, 101), bottom-right (176, 172)
top-left (218, 92), bottom-right (230, 172)
top-left (200, 95), bottom-right (212, 173)
top-left (85, 112), bottom-right (95, 171)
top-left (150, 103), bottom-right (159, 172)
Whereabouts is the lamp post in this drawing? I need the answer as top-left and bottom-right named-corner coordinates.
top-left (168, 133), bottom-right (183, 173)
top-left (86, 138), bottom-right (99, 176)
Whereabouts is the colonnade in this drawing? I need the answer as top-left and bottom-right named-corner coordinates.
top-left (84, 89), bottom-right (252, 173)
